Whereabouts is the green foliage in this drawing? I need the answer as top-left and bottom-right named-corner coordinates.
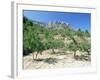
top-left (60, 28), bottom-right (75, 38)
top-left (76, 28), bottom-right (84, 37)
top-left (84, 30), bottom-right (90, 37)
top-left (78, 42), bottom-right (91, 55)
top-left (44, 30), bottom-right (53, 40)
top-left (75, 29), bottom-right (90, 37)
top-left (23, 16), bottom-right (45, 56)
top-left (67, 42), bottom-right (77, 51)
top-left (23, 16), bottom-right (33, 27)
top-left (66, 42), bottom-right (78, 58)
top-left (44, 39), bottom-right (64, 53)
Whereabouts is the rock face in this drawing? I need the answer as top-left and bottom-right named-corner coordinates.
top-left (32, 20), bottom-right (70, 30)
top-left (32, 20), bottom-right (46, 27)
top-left (46, 21), bottom-right (70, 29)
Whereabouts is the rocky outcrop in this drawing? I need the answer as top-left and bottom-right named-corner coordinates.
top-left (46, 21), bottom-right (70, 29)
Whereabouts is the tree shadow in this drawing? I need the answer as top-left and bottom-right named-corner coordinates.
top-left (23, 49), bottom-right (32, 56)
top-left (33, 57), bottom-right (59, 64)
top-left (33, 58), bottom-right (45, 62)
top-left (43, 58), bottom-right (59, 64)
top-left (74, 54), bottom-right (91, 61)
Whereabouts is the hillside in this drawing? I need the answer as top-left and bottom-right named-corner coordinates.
top-left (23, 16), bottom-right (91, 69)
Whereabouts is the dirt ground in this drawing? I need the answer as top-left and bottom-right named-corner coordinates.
top-left (23, 50), bottom-right (91, 69)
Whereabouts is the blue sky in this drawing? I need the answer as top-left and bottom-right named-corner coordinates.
top-left (23, 10), bottom-right (91, 31)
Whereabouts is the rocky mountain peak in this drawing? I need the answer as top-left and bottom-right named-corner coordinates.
top-left (46, 21), bottom-right (70, 29)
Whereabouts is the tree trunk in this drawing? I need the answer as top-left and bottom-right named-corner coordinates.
top-left (40, 51), bottom-right (42, 55)
top-left (36, 52), bottom-right (38, 59)
top-left (52, 48), bottom-right (55, 54)
top-left (73, 51), bottom-right (76, 58)
top-left (87, 50), bottom-right (90, 55)
top-left (32, 53), bottom-right (34, 60)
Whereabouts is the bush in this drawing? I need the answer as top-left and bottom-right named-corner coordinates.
top-left (66, 42), bottom-right (78, 58)
top-left (78, 42), bottom-right (91, 55)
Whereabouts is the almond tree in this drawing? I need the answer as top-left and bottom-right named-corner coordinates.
top-left (67, 42), bottom-right (78, 58)
top-left (78, 42), bottom-right (91, 55)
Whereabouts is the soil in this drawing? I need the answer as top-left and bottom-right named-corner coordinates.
top-left (23, 49), bottom-right (91, 69)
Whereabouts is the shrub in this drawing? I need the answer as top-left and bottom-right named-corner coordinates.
top-left (66, 42), bottom-right (78, 58)
top-left (78, 42), bottom-right (91, 55)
